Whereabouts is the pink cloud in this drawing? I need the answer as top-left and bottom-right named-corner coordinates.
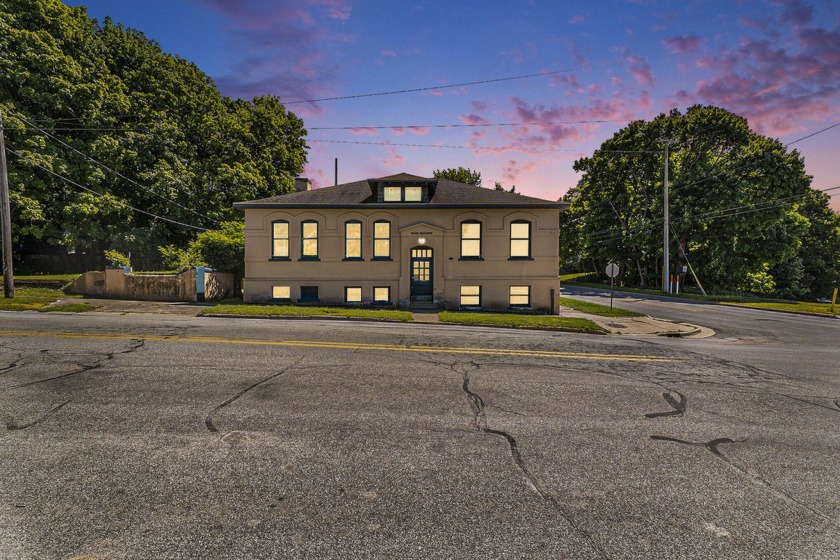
top-left (381, 147), bottom-right (404, 168)
top-left (349, 127), bottom-right (377, 136)
top-left (686, 21), bottom-right (840, 135)
top-left (663, 34), bottom-right (703, 54)
top-left (428, 89), bottom-right (444, 97)
top-left (198, 0), bottom-right (351, 105)
top-left (391, 127), bottom-right (406, 137)
top-left (471, 101), bottom-right (489, 112)
top-left (461, 113), bottom-right (490, 126)
top-left (502, 159), bottom-right (537, 183)
top-left (615, 48), bottom-right (655, 87)
top-left (409, 126), bottom-right (431, 136)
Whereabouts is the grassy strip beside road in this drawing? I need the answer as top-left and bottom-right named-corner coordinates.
top-left (558, 296), bottom-right (643, 318)
top-left (0, 286), bottom-right (80, 311)
top-left (438, 311), bottom-right (606, 333)
top-left (564, 281), bottom-right (838, 316)
top-left (38, 302), bottom-right (98, 313)
top-left (203, 304), bottom-right (413, 322)
top-left (723, 301), bottom-right (837, 316)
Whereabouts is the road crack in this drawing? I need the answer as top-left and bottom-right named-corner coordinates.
top-left (12, 340), bottom-right (145, 388)
top-left (5, 400), bottom-right (70, 430)
top-left (650, 435), bottom-right (837, 526)
top-left (646, 390), bottom-right (687, 418)
top-left (205, 357), bottom-right (303, 432)
top-left (455, 361), bottom-right (609, 559)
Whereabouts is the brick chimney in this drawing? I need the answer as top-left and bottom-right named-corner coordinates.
top-left (294, 177), bottom-right (312, 192)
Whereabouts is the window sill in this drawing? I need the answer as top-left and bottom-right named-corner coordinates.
top-left (342, 257), bottom-right (364, 262)
top-left (371, 301), bottom-right (392, 306)
top-left (371, 257), bottom-right (393, 261)
top-left (298, 257), bottom-right (320, 262)
top-left (270, 298), bottom-right (291, 303)
top-left (508, 305), bottom-right (531, 310)
top-left (508, 257), bottom-right (534, 261)
top-left (458, 257), bottom-right (484, 261)
top-left (460, 305), bottom-right (482, 311)
top-left (269, 257), bottom-right (290, 261)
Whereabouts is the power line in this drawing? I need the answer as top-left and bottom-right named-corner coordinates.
top-left (285, 69), bottom-right (571, 105)
top-left (5, 147), bottom-right (207, 231)
top-left (11, 111), bottom-right (217, 225)
top-left (308, 138), bottom-right (655, 154)
top-left (309, 119), bottom-right (618, 130)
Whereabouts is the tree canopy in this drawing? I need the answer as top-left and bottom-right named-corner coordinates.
top-left (561, 105), bottom-right (839, 299)
top-left (0, 0), bottom-right (308, 272)
top-left (433, 167), bottom-right (482, 187)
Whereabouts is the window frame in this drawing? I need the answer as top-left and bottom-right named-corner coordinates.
top-left (382, 185), bottom-right (425, 202)
top-left (509, 285), bottom-right (531, 308)
top-left (509, 220), bottom-right (532, 260)
top-left (372, 220), bottom-right (392, 260)
top-left (344, 220), bottom-right (363, 260)
top-left (373, 286), bottom-right (391, 305)
top-left (459, 220), bottom-right (483, 260)
top-left (459, 285), bottom-right (482, 308)
top-left (299, 285), bottom-right (319, 303)
top-left (300, 220), bottom-right (319, 260)
top-left (344, 286), bottom-right (363, 304)
top-left (271, 220), bottom-right (290, 260)
top-left (271, 285), bottom-right (291, 301)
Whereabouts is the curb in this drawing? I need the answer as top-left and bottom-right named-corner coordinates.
top-left (718, 303), bottom-right (838, 320)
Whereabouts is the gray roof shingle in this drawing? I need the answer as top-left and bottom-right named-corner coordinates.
top-left (234, 173), bottom-right (565, 209)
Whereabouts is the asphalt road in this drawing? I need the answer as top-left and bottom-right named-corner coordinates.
top-left (561, 284), bottom-right (839, 386)
top-left (1, 310), bottom-right (839, 559)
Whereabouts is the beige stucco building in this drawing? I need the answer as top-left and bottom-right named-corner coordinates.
top-left (234, 173), bottom-right (565, 313)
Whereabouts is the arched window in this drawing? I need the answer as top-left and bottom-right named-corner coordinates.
top-left (460, 220), bottom-right (482, 259)
top-left (344, 220), bottom-right (362, 259)
top-left (510, 220), bottom-right (531, 258)
top-left (373, 220), bottom-right (391, 259)
top-left (301, 220), bottom-right (319, 260)
top-left (271, 220), bottom-right (289, 259)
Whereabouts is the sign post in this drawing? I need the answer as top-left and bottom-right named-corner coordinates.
top-left (605, 263), bottom-right (619, 312)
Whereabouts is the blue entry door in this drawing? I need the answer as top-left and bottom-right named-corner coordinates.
top-left (410, 247), bottom-right (433, 301)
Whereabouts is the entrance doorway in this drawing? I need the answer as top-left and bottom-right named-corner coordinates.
top-left (410, 247), bottom-right (433, 302)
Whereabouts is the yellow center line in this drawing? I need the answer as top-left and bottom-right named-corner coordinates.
top-left (0, 329), bottom-right (674, 362)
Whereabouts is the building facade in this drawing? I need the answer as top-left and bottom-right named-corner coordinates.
top-left (234, 173), bottom-right (565, 313)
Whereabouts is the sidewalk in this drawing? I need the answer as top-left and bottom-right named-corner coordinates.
top-left (47, 297), bottom-right (712, 337)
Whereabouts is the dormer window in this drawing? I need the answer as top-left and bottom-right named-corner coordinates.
top-left (381, 185), bottom-right (425, 202)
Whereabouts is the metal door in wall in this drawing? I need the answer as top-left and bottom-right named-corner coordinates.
top-left (410, 247), bottom-right (433, 301)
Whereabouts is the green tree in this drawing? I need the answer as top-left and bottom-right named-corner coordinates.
top-left (0, 0), bottom-right (307, 272)
top-left (433, 167), bottom-right (482, 186)
top-left (562, 106), bottom-right (819, 294)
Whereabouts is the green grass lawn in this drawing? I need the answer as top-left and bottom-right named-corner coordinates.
top-left (38, 302), bottom-right (98, 313)
top-left (558, 297), bottom-right (643, 318)
top-left (203, 304), bottom-right (413, 322)
top-left (0, 286), bottom-right (81, 311)
top-left (12, 274), bottom-right (80, 281)
top-left (723, 301), bottom-right (837, 315)
top-left (437, 311), bottom-right (606, 333)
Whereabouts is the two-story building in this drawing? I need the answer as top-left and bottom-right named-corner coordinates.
top-left (233, 173), bottom-right (565, 313)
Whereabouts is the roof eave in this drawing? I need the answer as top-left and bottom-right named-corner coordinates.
top-left (233, 202), bottom-right (565, 210)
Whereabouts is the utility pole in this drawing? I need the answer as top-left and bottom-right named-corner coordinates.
top-left (0, 110), bottom-right (14, 298)
top-left (658, 137), bottom-right (672, 293)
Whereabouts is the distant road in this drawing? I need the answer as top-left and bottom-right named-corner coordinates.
top-left (561, 284), bottom-right (839, 384)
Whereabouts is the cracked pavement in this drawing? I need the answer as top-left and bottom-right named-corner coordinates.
top-left (1, 311), bottom-right (839, 559)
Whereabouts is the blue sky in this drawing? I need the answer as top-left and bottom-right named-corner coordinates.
top-left (68, 0), bottom-right (840, 209)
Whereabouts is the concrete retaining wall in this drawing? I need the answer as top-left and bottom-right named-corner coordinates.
top-left (66, 267), bottom-right (234, 302)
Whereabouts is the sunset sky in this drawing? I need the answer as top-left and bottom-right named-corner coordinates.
top-left (68, 0), bottom-right (840, 210)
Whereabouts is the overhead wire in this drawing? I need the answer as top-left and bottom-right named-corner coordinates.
top-left (284, 69), bottom-right (571, 105)
top-left (5, 147), bottom-right (208, 231)
top-left (11, 111), bottom-right (218, 225)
